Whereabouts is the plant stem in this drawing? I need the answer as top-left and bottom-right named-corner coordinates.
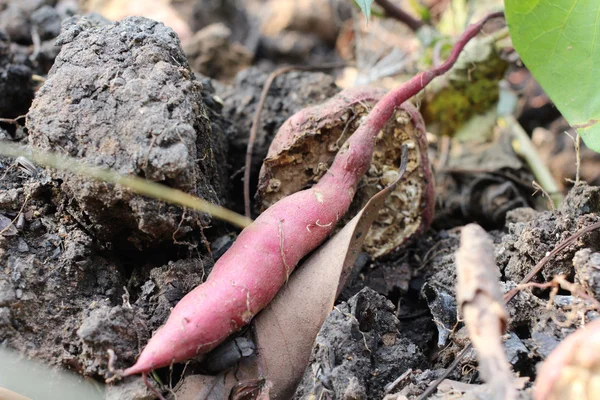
top-left (375, 0), bottom-right (425, 32)
top-left (501, 115), bottom-right (563, 208)
top-left (0, 142), bottom-right (252, 229)
top-left (331, 11), bottom-right (505, 180)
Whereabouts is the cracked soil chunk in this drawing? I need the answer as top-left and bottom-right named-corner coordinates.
top-left (27, 16), bottom-right (227, 248)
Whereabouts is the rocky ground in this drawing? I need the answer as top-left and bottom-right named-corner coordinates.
top-left (1, 1), bottom-right (599, 399)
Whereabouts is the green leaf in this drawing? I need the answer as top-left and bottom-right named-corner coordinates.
top-left (355, 0), bottom-right (374, 21)
top-left (505, 0), bottom-right (600, 151)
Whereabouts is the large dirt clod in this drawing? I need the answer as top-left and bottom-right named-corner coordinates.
top-left (27, 16), bottom-right (227, 248)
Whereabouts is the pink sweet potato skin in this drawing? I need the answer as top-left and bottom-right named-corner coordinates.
top-left (124, 97), bottom-right (428, 375)
top-left (123, 170), bottom-right (363, 375)
top-left (124, 11), bottom-right (500, 376)
top-left (534, 318), bottom-right (600, 400)
top-left (257, 87), bottom-right (434, 256)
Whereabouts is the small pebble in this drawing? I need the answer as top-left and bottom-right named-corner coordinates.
top-left (18, 238), bottom-right (29, 253)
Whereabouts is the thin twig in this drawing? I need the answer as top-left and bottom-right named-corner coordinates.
top-left (0, 194), bottom-right (29, 236)
top-left (517, 275), bottom-right (600, 311)
top-left (417, 344), bottom-right (473, 400)
top-left (375, 0), bottom-right (425, 32)
top-left (0, 142), bottom-right (253, 229)
top-left (456, 224), bottom-right (515, 400)
top-left (503, 115), bottom-right (563, 208)
top-left (384, 368), bottom-right (413, 393)
top-left (565, 130), bottom-right (581, 185)
top-left (532, 180), bottom-right (555, 210)
top-left (243, 63), bottom-right (345, 218)
top-left (0, 115), bottom-right (26, 126)
top-left (505, 220), bottom-right (600, 303)
top-left (142, 372), bottom-right (167, 400)
top-left (244, 66), bottom-right (294, 218)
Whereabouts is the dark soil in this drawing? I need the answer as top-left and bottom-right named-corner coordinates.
top-left (1, 3), bottom-right (599, 400)
top-left (294, 288), bottom-right (427, 399)
top-left (0, 30), bottom-right (34, 121)
top-left (0, 0), bottom-right (81, 75)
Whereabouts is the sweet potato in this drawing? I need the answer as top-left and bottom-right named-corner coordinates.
top-left (122, 100), bottom-right (425, 374)
top-left (534, 318), bottom-right (600, 400)
top-left (257, 86), bottom-right (434, 257)
top-left (123, 160), bottom-right (388, 374)
top-left (123, 12), bottom-right (503, 375)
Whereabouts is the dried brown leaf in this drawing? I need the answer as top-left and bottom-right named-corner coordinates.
top-left (252, 147), bottom-right (409, 399)
top-left (169, 148), bottom-right (407, 399)
top-left (456, 224), bottom-right (515, 400)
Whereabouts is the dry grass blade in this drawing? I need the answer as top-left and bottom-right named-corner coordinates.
top-left (0, 348), bottom-right (103, 399)
top-left (0, 142), bottom-right (252, 229)
top-left (456, 224), bottom-right (516, 400)
top-left (252, 146), bottom-right (408, 399)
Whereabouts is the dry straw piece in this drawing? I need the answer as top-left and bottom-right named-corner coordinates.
top-left (456, 223), bottom-right (516, 400)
